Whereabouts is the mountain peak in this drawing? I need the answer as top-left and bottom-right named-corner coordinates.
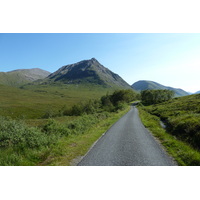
top-left (90, 57), bottom-right (100, 63)
top-left (45, 58), bottom-right (131, 89)
top-left (83, 58), bottom-right (100, 66)
top-left (91, 57), bottom-right (97, 61)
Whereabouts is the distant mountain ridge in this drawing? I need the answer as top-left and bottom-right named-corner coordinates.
top-left (1, 60), bottom-right (191, 97)
top-left (132, 80), bottom-right (189, 97)
top-left (0, 68), bottom-right (50, 87)
top-left (43, 58), bottom-right (132, 89)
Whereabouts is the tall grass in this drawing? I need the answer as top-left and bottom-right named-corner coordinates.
top-left (0, 111), bottom-right (129, 165)
top-left (138, 106), bottom-right (200, 166)
top-left (0, 84), bottom-right (116, 119)
top-left (143, 94), bottom-right (200, 150)
top-left (0, 108), bottom-right (130, 165)
top-left (39, 106), bottom-right (130, 166)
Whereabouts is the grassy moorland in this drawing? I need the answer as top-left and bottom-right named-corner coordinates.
top-left (138, 93), bottom-right (200, 165)
top-left (0, 84), bottom-right (117, 119)
top-left (0, 88), bottom-right (136, 165)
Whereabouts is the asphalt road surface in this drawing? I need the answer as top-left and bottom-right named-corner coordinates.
top-left (78, 106), bottom-right (176, 166)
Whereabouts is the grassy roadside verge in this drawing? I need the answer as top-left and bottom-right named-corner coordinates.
top-left (39, 106), bottom-right (130, 166)
top-left (0, 105), bottom-right (130, 166)
top-left (138, 106), bottom-right (200, 166)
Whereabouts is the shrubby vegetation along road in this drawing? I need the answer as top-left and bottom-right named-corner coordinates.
top-left (78, 105), bottom-right (176, 166)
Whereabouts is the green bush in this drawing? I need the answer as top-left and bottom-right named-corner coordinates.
top-left (115, 101), bottom-right (127, 111)
top-left (101, 89), bottom-right (137, 112)
top-left (141, 89), bottom-right (174, 105)
top-left (0, 116), bottom-right (48, 149)
top-left (65, 89), bottom-right (137, 116)
top-left (110, 89), bottom-right (137, 105)
top-left (42, 119), bottom-right (70, 137)
top-left (67, 114), bottom-right (104, 134)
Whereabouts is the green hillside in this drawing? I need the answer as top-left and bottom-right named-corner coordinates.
top-left (0, 68), bottom-right (50, 87)
top-left (143, 94), bottom-right (200, 150)
top-left (137, 93), bottom-right (200, 165)
top-left (132, 80), bottom-right (189, 97)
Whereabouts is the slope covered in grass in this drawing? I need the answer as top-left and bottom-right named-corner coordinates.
top-left (0, 84), bottom-right (117, 119)
top-left (143, 94), bottom-right (200, 150)
top-left (138, 106), bottom-right (200, 166)
top-left (132, 80), bottom-right (189, 97)
top-left (0, 68), bottom-right (50, 87)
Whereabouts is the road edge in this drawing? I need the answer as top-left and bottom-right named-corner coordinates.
top-left (74, 106), bottom-right (132, 166)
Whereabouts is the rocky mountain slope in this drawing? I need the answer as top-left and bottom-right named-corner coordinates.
top-left (43, 58), bottom-right (132, 89)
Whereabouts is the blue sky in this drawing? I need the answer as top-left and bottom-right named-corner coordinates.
top-left (0, 33), bottom-right (200, 93)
